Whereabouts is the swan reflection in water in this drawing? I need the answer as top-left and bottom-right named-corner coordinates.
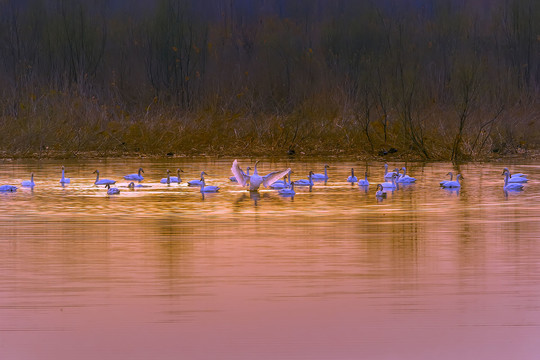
top-left (233, 191), bottom-right (273, 207)
top-left (442, 187), bottom-right (460, 196)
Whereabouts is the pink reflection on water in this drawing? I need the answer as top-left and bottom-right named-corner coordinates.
top-left (1, 160), bottom-right (540, 359)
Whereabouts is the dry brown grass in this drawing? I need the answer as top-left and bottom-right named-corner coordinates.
top-left (0, 90), bottom-right (538, 161)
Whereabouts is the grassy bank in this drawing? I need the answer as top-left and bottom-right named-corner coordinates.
top-left (0, 92), bottom-right (538, 161)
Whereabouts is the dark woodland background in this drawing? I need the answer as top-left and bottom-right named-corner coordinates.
top-left (1, 0), bottom-right (539, 159)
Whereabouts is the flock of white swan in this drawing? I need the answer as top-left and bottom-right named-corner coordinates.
top-left (0, 160), bottom-right (529, 197)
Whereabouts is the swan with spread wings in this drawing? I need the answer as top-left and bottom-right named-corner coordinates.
top-left (231, 160), bottom-right (291, 191)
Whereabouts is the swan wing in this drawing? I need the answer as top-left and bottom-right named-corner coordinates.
top-left (231, 160), bottom-right (250, 186)
top-left (263, 168), bottom-right (291, 187)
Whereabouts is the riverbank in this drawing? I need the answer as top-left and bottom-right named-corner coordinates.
top-left (1, 147), bottom-right (537, 162)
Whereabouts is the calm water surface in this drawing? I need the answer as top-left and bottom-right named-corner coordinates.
top-left (1, 158), bottom-right (539, 359)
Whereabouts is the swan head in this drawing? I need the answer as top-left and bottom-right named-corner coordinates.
top-left (128, 182), bottom-right (135, 189)
top-left (501, 169), bottom-right (509, 175)
top-left (177, 168), bottom-right (184, 173)
top-left (138, 167), bottom-right (144, 174)
top-left (93, 170), bottom-right (99, 174)
top-left (167, 169), bottom-right (170, 174)
top-left (62, 166), bottom-right (65, 170)
top-left (376, 184), bottom-right (383, 191)
top-left (324, 164), bottom-right (329, 169)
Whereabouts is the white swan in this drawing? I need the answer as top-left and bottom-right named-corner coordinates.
top-left (347, 168), bottom-right (358, 183)
top-left (106, 184), bottom-right (120, 195)
top-left (60, 166), bottom-right (70, 184)
top-left (124, 167), bottom-right (144, 181)
top-left (312, 164), bottom-right (329, 180)
top-left (22, 173), bottom-right (35, 187)
top-left (442, 174), bottom-right (463, 188)
top-left (188, 171), bottom-right (208, 186)
top-left (0, 185), bottom-right (17, 192)
top-left (270, 177), bottom-right (287, 189)
top-left (127, 182), bottom-right (151, 189)
top-left (295, 171), bottom-right (314, 187)
top-left (278, 181), bottom-right (296, 196)
top-left (230, 167), bottom-right (251, 182)
top-left (375, 184), bottom-right (386, 198)
top-left (440, 172), bottom-right (453, 186)
top-left (160, 168), bottom-right (183, 184)
top-left (502, 168), bottom-right (527, 183)
top-left (358, 171), bottom-right (369, 186)
top-left (270, 170), bottom-right (292, 189)
top-left (380, 173), bottom-right (398, 189)
top-left (396, 167), bottom-right (416, 183)
top-left (503, 171), bottom-right (524, 191)
top-left (169, 168), bottom-right (184, 183)
top-left (200, 178), bottom-right (219, 193)
top-left (94, 170), bottom-right (116, 185)
top-left (231, 160), bottom-right (291, 191)
top-left (503, 168), bottom-right (527, 179)
top-left (384, 163), bottom-right (397, 179)
top-left (160, 169), bottom-right (172, 184)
